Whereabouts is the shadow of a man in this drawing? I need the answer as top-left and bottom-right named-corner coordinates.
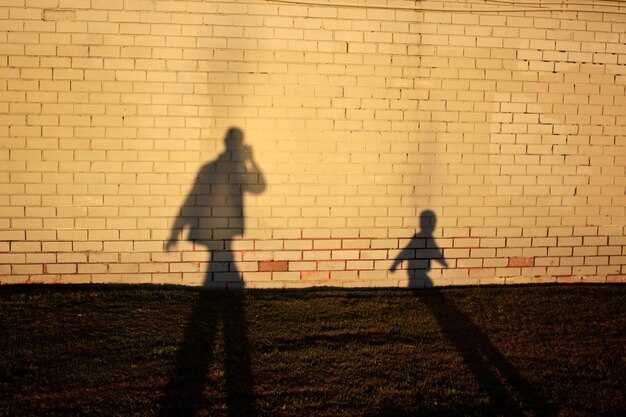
top-left (166, 126), bottom-right (266, 283)
top-left (390, 210), bottom-right (553, 416)
top-left (161, 127), bottom-right (265, 417)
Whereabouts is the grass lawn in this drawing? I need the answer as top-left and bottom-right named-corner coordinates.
top-left (0, 284), bottom-right (624, 417)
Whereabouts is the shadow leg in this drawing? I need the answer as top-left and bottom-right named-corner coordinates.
top-left (419, 291), bottom-right (554, 416)
top-left (222, 291), bottom-right (258, 417)
top-left (159, 295), bottom-right (218, 417)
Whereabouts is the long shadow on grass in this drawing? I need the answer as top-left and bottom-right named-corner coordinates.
top-left (158, 290), bottom-right (256, 417)
top-left (161, 127), bottom-right (265, 417)
top-left (390, 210), bottom-right (555, 416)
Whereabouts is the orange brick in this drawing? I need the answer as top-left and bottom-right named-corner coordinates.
top-left (258, 261), bottom-right (288, 272)
top-left (509, 257), bottom-right (535, 268)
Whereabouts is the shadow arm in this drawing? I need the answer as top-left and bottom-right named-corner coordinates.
top-left (435, 248), bottom-right (449, 268)
top-left (389, 258), bottom-right (402, 272)
top-left (165, 181), bottom-right (198, 251)
top-left (390, 245), bottom-right (412, 272)
top-left (437, 258), bottom-right (449, 268)
top-left (244, 156), bottom-right (266, 194)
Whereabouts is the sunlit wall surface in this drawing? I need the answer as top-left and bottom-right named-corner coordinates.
top-left (1, 0), bottom-right (625, 287)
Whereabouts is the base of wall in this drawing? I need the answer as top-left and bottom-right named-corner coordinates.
top-left (2, 231), bottom-right (624, 288)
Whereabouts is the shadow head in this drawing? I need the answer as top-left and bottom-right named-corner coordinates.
top-left (419, 210), bottom-right (437, 234)
top-left (225, 127), bottom-right (245, 150)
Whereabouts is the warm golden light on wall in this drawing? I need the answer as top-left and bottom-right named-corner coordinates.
top-left (1, 0), bottom-right (625, 287)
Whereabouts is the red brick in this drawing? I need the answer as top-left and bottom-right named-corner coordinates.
top-left (258, 261), bottom-right (288, 272)
top-left (607, 275), bottom-right (626, 283)
top-left (508, 257), bottom-right (535, 267)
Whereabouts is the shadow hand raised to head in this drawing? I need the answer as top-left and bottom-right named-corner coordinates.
top-left (243, 144), bottom-right (253, 159)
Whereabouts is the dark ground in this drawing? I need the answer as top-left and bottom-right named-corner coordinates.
top-left (0, 284), bottom-right (624, 417)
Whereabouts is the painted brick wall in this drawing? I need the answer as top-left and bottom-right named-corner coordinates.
top-left (1, 0), bottom-right (625, 288)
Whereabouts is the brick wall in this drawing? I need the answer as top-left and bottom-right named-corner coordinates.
top-left (2, 0), bottom-right (625, 288)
